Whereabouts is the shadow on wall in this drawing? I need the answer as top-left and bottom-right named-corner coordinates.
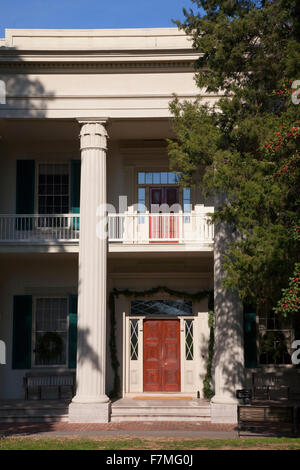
top-left (199, 326), bottom-right (214, 398)
top-left (212, 219), bottom-right (245, 399)
top-left (76, 328), bottom-right (102, 373)
top-left (0, 46), bottom-right (54, 118)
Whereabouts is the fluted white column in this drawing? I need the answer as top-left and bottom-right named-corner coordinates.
top-left (69, 120), bottom-right (110, 423)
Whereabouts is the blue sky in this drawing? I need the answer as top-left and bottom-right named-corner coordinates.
top-left (0, 0), bottom-right (197, 37)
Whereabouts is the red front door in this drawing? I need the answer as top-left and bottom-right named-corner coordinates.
top-left (143, 320), bottom-right (181, 392)
top-left (149, 187), bottom-right (179, 242)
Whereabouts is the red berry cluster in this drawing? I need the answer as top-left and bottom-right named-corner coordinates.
top-left (275, 153), bottom-right (300, 177)
top-left (275, 264), bottom-right (300, 315)
top-left (264, 124), bottom-right (300, 154)
top-left (274, 79), bottom-right (294, 97)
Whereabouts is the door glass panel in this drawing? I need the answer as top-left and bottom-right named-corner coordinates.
top-left (165, 187), bottom-right (179, 207)
top-left (130, 319), bottom-right (139, 361)
top-left (150, 188), bottom-right (163, 207)
top-left (185, 320), bottom-right (194, 360)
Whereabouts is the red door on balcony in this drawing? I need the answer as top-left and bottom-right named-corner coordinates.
top-left (143, 319), bottom-right (181, 392)
top-left (149, 187), bottom-right (179, 242)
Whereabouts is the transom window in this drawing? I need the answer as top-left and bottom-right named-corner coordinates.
top-left (138, 172), bottom-right (180, 185)
top-left (34, 297), bottom-right (68, 366)
top-left (38, 164), bottom-right (69, 215)
top-left (131, 300), bottom-right (193, 316)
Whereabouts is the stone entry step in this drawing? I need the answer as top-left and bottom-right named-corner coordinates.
top-left (111, 398), bottom-right (211, 422)
top-left (0, 400), bottom-right (70, 423)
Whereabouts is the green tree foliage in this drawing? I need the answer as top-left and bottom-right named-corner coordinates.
top-left (168, 0), bottom-right (300, 316)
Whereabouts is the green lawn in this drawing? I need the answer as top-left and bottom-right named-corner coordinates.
top-left (1, 437), bottom-right (300, 450)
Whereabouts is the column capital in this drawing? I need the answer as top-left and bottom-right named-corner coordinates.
top-left (78, 119), bottom-right (108, 151)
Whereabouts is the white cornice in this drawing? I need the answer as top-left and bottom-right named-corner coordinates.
top-left (5, 27), bottom-right (187, 36)
top-left (2, 27), bottom-right (193, 52)
top-left (0, 28), bottom-right (199, 71)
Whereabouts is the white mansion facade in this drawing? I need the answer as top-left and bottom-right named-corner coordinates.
top-left (0, 28), bottom-right (296, 424)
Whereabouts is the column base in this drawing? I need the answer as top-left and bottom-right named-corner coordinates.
top-left (210, 396), bottom-right (238, 424)
top-left (68, 401), bottom-right (111, 423)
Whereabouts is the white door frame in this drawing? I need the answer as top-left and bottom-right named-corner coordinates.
top-left (124, 308), bottom-right (201, 395)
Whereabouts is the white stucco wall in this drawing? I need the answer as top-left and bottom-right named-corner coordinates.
top-left (0, 253), bottom-right (78, 399)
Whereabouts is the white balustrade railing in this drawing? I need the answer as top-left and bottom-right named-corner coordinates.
top-left (0, 214), bottom-right (80, 242)
top-left (0, 212), bottom-right (214, 245)
top-left (108, 211), bottom-right (214, 244)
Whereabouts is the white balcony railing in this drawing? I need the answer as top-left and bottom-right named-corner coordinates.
top-left (0, 214), bottom-right (80, 243)
top-left (0, 211), bottom-right (214, 245)
top-left (108, 212), bottom-right (214, 244)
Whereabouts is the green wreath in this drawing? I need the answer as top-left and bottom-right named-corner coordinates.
top-left (36, 332), bottom-right (63, 362)
top-left (259, 331), bottom-right (291, 364)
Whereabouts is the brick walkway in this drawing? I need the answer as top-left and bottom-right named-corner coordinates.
top-left (0, 421), bottom-right (237, 438)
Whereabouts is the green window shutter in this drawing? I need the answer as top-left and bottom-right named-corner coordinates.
top-left (16, 160), bottom-right (35, 214)
top-left (71, 160), bottom-right (81, 230)
top-left (68, 294), bottom-right (78, 369)
top-left (12, 296), bottom-right (32, 369)
top-left (244, 309), bottom-right (258, 368)
top-left (71, 160), bottom-right (81, 212)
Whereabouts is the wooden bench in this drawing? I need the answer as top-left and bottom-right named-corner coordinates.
top-left (24, 371), bottom-right (76, 400)
top-left (252, 372), bottom-right (290, 401)
top-left (237, 404), bottom-right (299, 436)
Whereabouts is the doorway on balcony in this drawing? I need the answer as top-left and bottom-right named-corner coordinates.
top-left (149, 187), bottom-right (179, 242)
top-left (137, 171), bottom-right (191, 243)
